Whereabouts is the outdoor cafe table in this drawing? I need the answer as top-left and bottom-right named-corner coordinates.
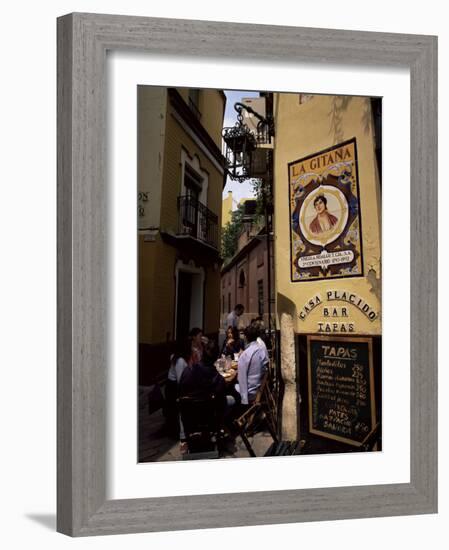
top-left (215, 360), bottom-right (238, 383)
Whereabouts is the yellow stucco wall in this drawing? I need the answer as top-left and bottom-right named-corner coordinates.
top-left (139, 235), bottom-right (221, 344)
top-left (139, 236), bottom-right (177, 344)
top-left (222, 191), bottom-right (233, 227)
top-left (160, 100), bottom-right (223, 232)
top-left (274, 94), bottom-right (381, 336)
top-left (138, 88), bottom-right (225, 345)
top-left (176, 88), bottom-right (225, 147)
top-left (200, 90), bottom-right (226, 147)
top-left (137, 87), bottom-right (166, 230)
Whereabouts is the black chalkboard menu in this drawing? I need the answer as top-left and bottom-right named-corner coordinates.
top-left (307, 336), bottom-right (376, 447)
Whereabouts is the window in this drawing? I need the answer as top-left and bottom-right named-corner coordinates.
top-left (258, 280), bottom-right (264, 316)
top-left (228, 293), bottom-right (231, 313)
top-left (180, 150), bottom-right (208, 206)
top-left (239, 269), bottom-right (246, 288)
top-left (181, 163), bottom-right (203, 235)
top-left (188, 89), bottom-right (201, 119)
top-left (184, 163), bottom-right (203, 198)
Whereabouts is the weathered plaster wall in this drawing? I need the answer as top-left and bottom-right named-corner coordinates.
top-left (274, 93), bottom-right (382, 337)
top-left (273, 93), bottom-right (382, 439)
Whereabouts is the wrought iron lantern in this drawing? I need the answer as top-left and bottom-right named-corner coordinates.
top-left (222, 113), bottom-right (257, 182)
top-left (222, 102), bottom-right (275, 182)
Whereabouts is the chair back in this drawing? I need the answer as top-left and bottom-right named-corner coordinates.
top-left (253, 371), bottom-right (269, 405)
top-left (233, 370), bottom-right (278, 457)
top-left (178, 394), bottom-right (219, 449)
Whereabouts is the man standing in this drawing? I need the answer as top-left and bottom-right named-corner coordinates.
top-left (226, 304), bottom-right (244, 330)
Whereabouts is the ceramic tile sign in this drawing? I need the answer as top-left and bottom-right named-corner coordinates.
top-left (289, 138), bottom-right (363, 281)
top-left (307, 335), bottom-right (376, 446)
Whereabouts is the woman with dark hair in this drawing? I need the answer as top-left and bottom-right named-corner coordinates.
top-left (178, 339), bottom-right (228, 451)
top-left (167, 338), bottom-right (191, 385)
top-left (221, 326), bottom-right (244, 358)
top-left (179, 339), bottom-right (225, 401)
top-left (309, 194), bottom-right (338, 234)
top-left (189, 327), bottom-right (204, 365)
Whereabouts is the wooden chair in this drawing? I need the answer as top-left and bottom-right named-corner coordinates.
top-left (178, 394), bottom-right (220, 460)
top-left (233, 372), bottom-right (278, 457)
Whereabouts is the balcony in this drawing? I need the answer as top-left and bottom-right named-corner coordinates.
top-left (177, 195), bottom-right (219, 250)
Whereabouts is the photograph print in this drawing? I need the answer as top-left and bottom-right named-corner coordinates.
top-left (138, 87), bottom-right (382, 461)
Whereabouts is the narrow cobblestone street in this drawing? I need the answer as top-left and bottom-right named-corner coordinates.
top-left (139, 386), bottom-right (274, 462)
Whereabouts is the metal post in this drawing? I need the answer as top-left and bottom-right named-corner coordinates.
top-left (266, 201), bottom-right (272, 339)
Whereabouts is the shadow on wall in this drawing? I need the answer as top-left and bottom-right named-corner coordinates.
top-left (276, 292), bottom-right (299, 441)
top-left (361, 98), bottom-right (373, 136)
top-left (276, 292), bottom-right (297, 327)
top-left (367, 266), bottom-right (381, 303)
top-left (328, 96), bottom-right (372, 145)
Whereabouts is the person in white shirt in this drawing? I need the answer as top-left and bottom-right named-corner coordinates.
top-left (226, 304), bottom-right (244, 330)
top-left (257, 335), bottom-right (269, 363)
top-left (165, 338), bottom-right (191, 453)
top-left (237, 324), bottom-right (269, 406)
top-left (251, 318), bottom-right (269, 364)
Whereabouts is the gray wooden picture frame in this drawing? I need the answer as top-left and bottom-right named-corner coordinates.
top-left (57, 12), bottom-right (438, 537)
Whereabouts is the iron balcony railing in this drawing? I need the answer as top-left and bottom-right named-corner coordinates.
top-left (177, 195), bottom-right (219, 249)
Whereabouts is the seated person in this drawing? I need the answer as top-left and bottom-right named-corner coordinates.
top-left (167, 338), bottom-right (191, 385)
top-left (164, 338), bottom-right (191, 451)
top-left (179, 339), bottom-right (226, 402)
top-left (237, 324), bottom-right (269, 406)
top-left (221, 326), bottom-right (244, 357)
top-left (178, 340), bottom-right (228, 444)
top-left (189, 327), bottom-right (204, 365)
top-left (250, 318), bottom-right (269, 364)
